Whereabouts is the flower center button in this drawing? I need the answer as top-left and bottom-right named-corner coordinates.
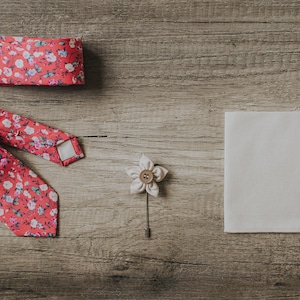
top-left (139, 170), bottom-right (154, 184)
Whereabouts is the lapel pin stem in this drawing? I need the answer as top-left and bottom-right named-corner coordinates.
top-left (145, 192), bottom-right (151, 238)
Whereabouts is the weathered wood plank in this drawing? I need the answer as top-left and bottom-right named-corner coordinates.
top-left (1, 0), bottom-right (300, 299)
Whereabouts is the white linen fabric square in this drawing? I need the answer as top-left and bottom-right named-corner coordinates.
top-left (224, 112), bottom-right (300, 232)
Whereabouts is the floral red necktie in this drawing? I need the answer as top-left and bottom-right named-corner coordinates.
top-left (0, 109), bottom-right (84, 237)
top-left (0, 36), bottom-right (84, 86)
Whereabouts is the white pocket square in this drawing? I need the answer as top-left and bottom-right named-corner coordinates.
top-left (224, 112), bottom-right (300, 232)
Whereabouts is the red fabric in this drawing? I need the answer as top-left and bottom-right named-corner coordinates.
top-left (0, 110), bottom-right (84, 166)
top-left (0, 36), bottom-right (85, 86)
top-left (0, 110), bottom-right (84, 237)
top-left (0, 147), bottom-right (58, 237)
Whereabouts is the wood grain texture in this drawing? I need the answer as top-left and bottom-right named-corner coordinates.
top-left (1, 1), bottom-right (300, 299)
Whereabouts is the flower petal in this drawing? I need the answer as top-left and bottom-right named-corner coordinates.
top-left (130, 178), bottom-right (146, 194)
top-left (125, 165), bottom-right (142, 179)
top-left (146, 181), bottom-right (159, 197)
top-left (139, 154), bottom-right (154, 171)
top-left (153, 166), bottom-right (168, 183)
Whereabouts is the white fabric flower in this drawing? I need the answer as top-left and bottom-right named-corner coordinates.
top-left (126, 154), bottom-right (168, 197)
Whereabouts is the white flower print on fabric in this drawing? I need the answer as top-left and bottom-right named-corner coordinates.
top-left (65, 63), bottom-right (75, 72)
top-left (33, 51), bottom-right (43, 57)
top-left (28, 170), bottom-right (37, 178)
top-left (38, 206), bottom-right (44, 215)
top-left (16, 182), bottom-right (23, 189)
top-left (3, 67), bottom-right (12, 77)
top-left (27, 200), bottom-right (36, 210)
top-left (5, 195), bottom-right (13, 203)
top-left (49, 191), bottom-right (58, 202)
top-left (12, 114), bottom-right (21, 123)
top-left (14, 37), bottom-right (23, 42)
top-left (50, 208), bottom-right (58, 216)
top-left (15, 59), bottom-right (24, 68)
top-left (39, 184), bottom-right (48, 191)
top-left (22, 51), bottom-right (30, 59)
top-left (3, 181), bottom-right (13, 189)
top-left (69, 39), bottom-right (76, 48)
top-left (14, 72), bottom-right (23, 79)
top-left (30, 219), bottom-right (38, 228)
top-left (41, 129), bottom-right (48, 135)
top-left (2, 119), bottom-right (11, 128)
top-left (23, 190), bottom-right (32, 198)
top-left (27, 69), bottom-right (37, 77)
top-left (46, 52), bottom-right (57, 62)
top-left (8, 171), bottom-right (14, 178)
top-left (24, 126), bottom-right (34, 135)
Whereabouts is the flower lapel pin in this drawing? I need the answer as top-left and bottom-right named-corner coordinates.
top-left (126, 154), bottom-right (168, 238)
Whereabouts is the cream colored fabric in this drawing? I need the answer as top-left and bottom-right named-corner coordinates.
top-left (224, 112), bottom-right (300, 232)
top-left (57, 140), bottom-right (77, 162)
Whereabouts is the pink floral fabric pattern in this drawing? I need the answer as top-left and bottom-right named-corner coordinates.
top-left (0, 110), bottom-right (84, 166)
top-left (0, 36), bottom-right (85, 85)
top-left (0, 147), bottom-right (58, 237)
top-left (0, 109), bottom-right (84, 237)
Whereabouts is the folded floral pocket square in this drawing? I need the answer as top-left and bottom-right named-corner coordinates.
top-left (224, 112), bottom-right (300, 232)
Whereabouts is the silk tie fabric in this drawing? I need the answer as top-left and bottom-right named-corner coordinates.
top-left (0, 109), bottom-right (84, 237)
top-left (0, 36), bottom-right (85, 86)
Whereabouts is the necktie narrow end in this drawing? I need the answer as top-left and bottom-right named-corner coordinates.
top-left (56, 136), bottom-right (84, 166)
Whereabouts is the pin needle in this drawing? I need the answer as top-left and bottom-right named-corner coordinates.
top-left (145, 192), bottom-right (151, 238)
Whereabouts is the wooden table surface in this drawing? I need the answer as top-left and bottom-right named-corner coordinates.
top-left (1, 1), bottom-right (300, 299)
